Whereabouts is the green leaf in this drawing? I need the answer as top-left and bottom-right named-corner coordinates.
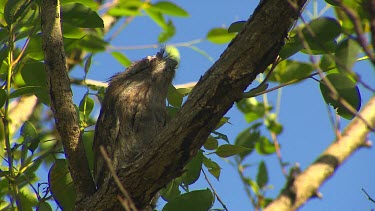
top-left (279, 36), bottom-right (304, 60)
top-left (48, 159), bottom-right (76, 211)
top-left (96, 87), bottom-right (105, 103)
top-left (37, 201), bottom-right (53, 211)
top-left (187, 45), bottom-right (214, 62)
top-left (62, 23), bottom-right (85, 39)
top-left (163, 189), bottom-right (213, 211)
top-left (300, 40), bottom-right (337, 55)
top-left (14, 1), bottom-right (39, 28)
top-left (319, 73), bottom-right (361, 120)
top-left (228, 21), bottom-right (246, 33)
top-left (301, 17), bottom-right (341, 44)
top-left (203, 136), bottom-right (218, 150)
top-left (61, 0), bottom-right (99, 9)
top-left (11, 84), bottom-right (49, 106)
top-left (0, 89), bottom-right (6, 109)
top-left (4, 0), bottom-right (29, 25)
top-left (181, 150), bottom-right (203, 185)
top-left (9, 86), bottom-right (47, 98)
top-left (167, 85), bottom-right (183, 107)
top-left (269, 60), bottom-right (314, 83)
top-left (335, 38), bottom-right (361, 73)
top-left (216, 144), bottom-right (251, 158)
top-left (150, 1), bottom-right (189, 17)
top-left (158, 20), bottom-right (175, 43)
top-left (256, 161), bottom-right (268, 189)
top-left (206, 28), bottom-right (236, 44)
top-left (264, 114), bottom-right (283, 134)
top-left (82, 131), bottom-right (94, 172)
top-left (21, 62), bottom-right (47, 87)
top-left (61, 3), bottom-right (104, 28)
top-left (21, 158), bottom-right (42, 182)
top-left (255, 136), bottom-right (276, 155)
top-left (280, 17), bottom-right (341, 59)
top-left (234, 123), bottom-right (262, 159)
top-left (319, 54), bottom-right (336, 72)
top-left (334, 0), bottom-right (367, 33)
top-left (20, 121), bottom-right (40, 153)
top-left (260, 198), bottom-right (274, 209)
top-left (144, 8), bottom-right (167, 29)
top-left (236, 98), bottom-right (268, 122)
top-left (248, 179), bottom-right (260, 195)
top-left (161, 180), bottom-right (181, 202)
top-left (176, 87), bottom-right (193, 96)
top-left (108, 7), bottom-right (142, 16)
top-left (84, 54), bottom-right (93, 74)
top-left (325, 0), bottom-right (339, 6)
top-left (245, 83), bottom-right (269, 98)
top-left (24, 35), bottom-right (44, 61)
top-left (0, 46), bottom-right (9, 72)
top-left (111, 52), bottom-right (132, 67)
top-left (215, 117), bottom-right (230, 130)
top-left (19, 188), bottom-right (38, 210)
top-left (212, 131), bottom-right (229, 143)
top-left (203, 156), bottom-right (221, 180)
top-left (78, 34), bottom-right (108, 52)
top-left (107, 1), bottom-right (144, 16)
top-left (0, 0), bottom-right (6, 14)
top-left (167, 106), bottom-right (179, 118)
top-left (79, 95), bottom-right (94, 118)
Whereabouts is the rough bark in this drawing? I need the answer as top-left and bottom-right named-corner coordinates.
top-left (264, 96), bottom-right (375, 211)
top-left (76, 0), bottom-right (307, 210)
top-left (41, 0), bottom-right (95, 201)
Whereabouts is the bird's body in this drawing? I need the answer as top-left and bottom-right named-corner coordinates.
top-left (93, 50), bottom-right (177, 188)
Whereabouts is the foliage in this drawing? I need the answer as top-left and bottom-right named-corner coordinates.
top-left (0, 0), bottom-right (372, 210)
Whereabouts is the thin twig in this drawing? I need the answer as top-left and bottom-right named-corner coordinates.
top-left (271, 133), bottom-right (288, 177)
top-left (202, 169), bottom-right (228, 211)
top-left (107, 0), bottom-right (151, 42)
top-left (325, 103), bottom-right (338, 138)
top-left (246, 72), bottom-right (319, 98)
top-left (296, 15), bottom-right (375, 132)
top-left (235, 161), bottom-right (257, 208)
top-left (335, 0), bottom-right (375, 65)
top-left (273, 94), bottom-right (289, 176)
top-left (99, 146), bottom-right (138, 211)
top-left (356, 75), bottom-right (375, 93)
top-left (259, 70), bottom-right (287, 177)
top-left (12, 14), bottom-right (39, 67)
top-left (362, 188), bottom-right (375, 204)
top-left (4, 23), bottom-right (22, 210)
top-left (70, 77), bottom-right (197, 90)
top-left (99, 0), bottom-right (118, 11)
top-left (107, 38), bottom-right (204, 51)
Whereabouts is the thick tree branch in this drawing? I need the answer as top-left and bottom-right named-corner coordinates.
top-left (264, 96), bottom-right (375, 211)
top-left (41, 0), bottom-right (95, 201)
top-left (76, 0), bottom-right (307, 210)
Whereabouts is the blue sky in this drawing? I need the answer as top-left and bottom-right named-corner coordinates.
top-left (66, 0), bottom-right (375, 210)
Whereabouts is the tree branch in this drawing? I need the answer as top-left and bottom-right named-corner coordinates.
top-left (264, 96), bottom-right (375, 211)
top-left (76, 0), bottom-right (307, 210)
top-left (40, 0), bottom-right (95, 201)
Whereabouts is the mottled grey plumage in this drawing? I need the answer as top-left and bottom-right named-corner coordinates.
top-left (93, 50), bottom-right (177, 188)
